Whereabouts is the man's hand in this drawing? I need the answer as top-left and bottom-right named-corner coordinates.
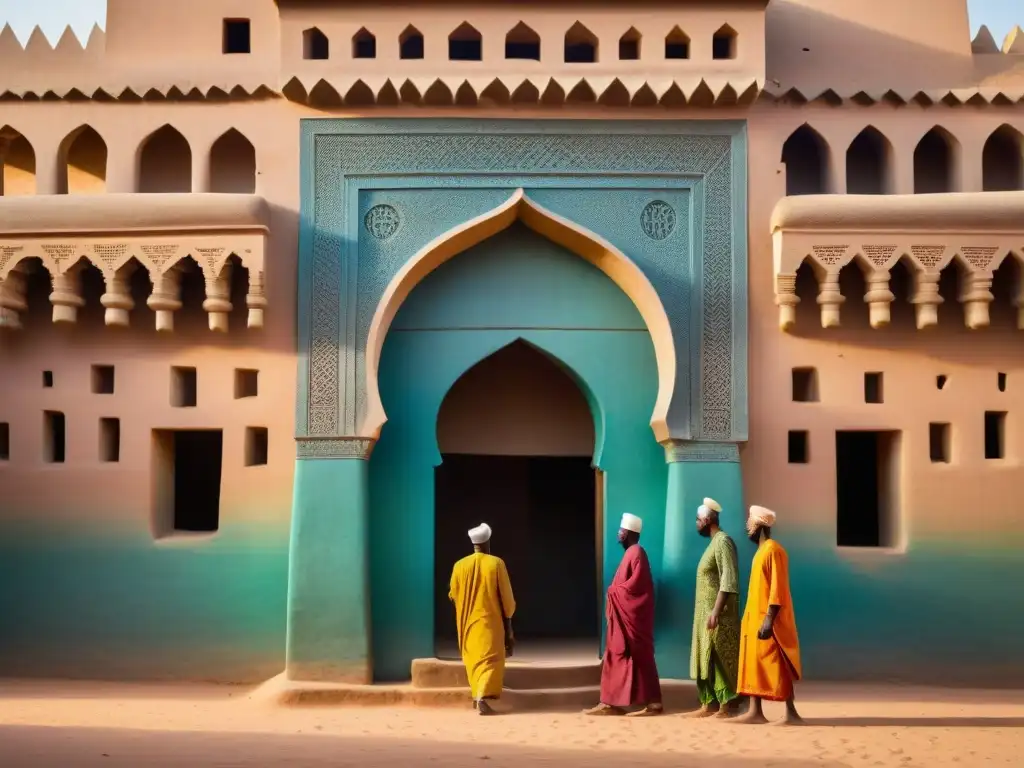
top-left (505, 628), bottom-right (515, 657)
top-left (706, 612), bottom-right (719, 631)
top-left (757, 616), bottom-right (774, 640)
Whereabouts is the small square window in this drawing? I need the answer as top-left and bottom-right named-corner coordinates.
top-left (100, 418), bottom-right (120, 463)
top-left (43, 371), bottom-right (53, 388)
top-left (864, 372), bottom-right (884, 404)
top-left (171, 367), bottom-right (198, 408)
top-left (223, 19), bottom-right (251, 55)
top-left (92, 365), bottom-right (115, 395)
top-left (985, 411), bottom-right (1006, 460)
top-left (998, 372), bottom-right (1007, 392)
top-left (235, 369), bottom-right (259, 399)
top-left (0, 422), bottom-right (9, 460)
top-left (792, 368), bottom-right (819, 402)
top-left (788, 430), bottom-right (809, 464)
top-left (245, 427), bottom-right (269, 467)
top-left (929, 423), bottom-right (950, 464)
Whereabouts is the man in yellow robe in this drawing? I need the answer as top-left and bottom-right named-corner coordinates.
top-left (734, 505), bottom-right (804, 726)
top-left (449, 523), bottom-right (517, 716)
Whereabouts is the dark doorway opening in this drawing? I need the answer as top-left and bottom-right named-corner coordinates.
top-left (434, 454), bottom-right (598, 655)
top-left (152, 429), bottom-right (224, 538)
top-left (835, 430), bottom-right (900, 548)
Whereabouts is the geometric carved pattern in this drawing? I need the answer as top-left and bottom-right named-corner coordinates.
top-left (640, 200), bottom-right (676, 241)
top-left (664, 439), bottom-right (740, 463)
top-left (303, 120), bottom-right (746, 442)
top-left (295, 436), bottom-right (375, 459)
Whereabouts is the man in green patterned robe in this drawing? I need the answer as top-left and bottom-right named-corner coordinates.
top-left (685, 497), bottom-right (741, 718)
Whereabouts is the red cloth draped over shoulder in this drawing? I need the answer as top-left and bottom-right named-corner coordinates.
top-left (599, 543), bottom-right (663, 707)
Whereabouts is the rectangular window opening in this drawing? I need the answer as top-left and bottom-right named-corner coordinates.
top-left (0, 422), bottom-right (9, 460)
top-left (792, 367), bottom-right (819, 402)
top-left (619, 39), bottom-right (639, 60)
top-left (245, 427), bottom-right (269, 467)
top-left (936, 374), bottom-right (947, 390)
top-left (91, 364), bottom-right (115, 395)
top-left (43, 370), bottom-right (53, 388)
top-left (223, 18), bottom-right (251, 55)
top-left (171, 367), bottom-right (198, 408)
top-left (984, 411), bottom-right (1006, 460)
top-left (665, 42), bottom-right (689, 59)
top-left (506, 41), bottom-right (540, 61)
top-left (152, 429), bottom-right (224, 538)
top-left (44, 410), bottom-right (66, 464)
top-left (787, 430), bottom-right (809, 464)
top-left (998, 372), bottom-right (1007, 392)
top-left (234, 369), bottom-right (259, 399)
top-left (864, 372), bottom-right (884, 404)
top-left (929, 422), bottom-right (950, 464)
top-left (100, 418), bottom-right (120, 463)
top-left (836, 430), bottom-right (901, 548)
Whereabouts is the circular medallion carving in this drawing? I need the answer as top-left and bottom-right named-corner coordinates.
top-left (640, 200), bottom-right (676, 241)
top-left (364, 204), bottom-right (401, 240)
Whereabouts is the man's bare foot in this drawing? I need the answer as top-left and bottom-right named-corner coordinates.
top-left (682, 704), bottom-right (718, 719)
top-left (714, 706), bottom-right (734, 720)
top-left (583, 703), bottom-right (625, 716)
top-left (771, 710), bottom-right (804, 726)
top-left (477, 699), bottom-right (497, 716)
top-left (625, 705), bottom-right (663, 717)
top-left (730, 707), bottom-right (769, 725)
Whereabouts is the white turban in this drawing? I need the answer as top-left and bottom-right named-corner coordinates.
top-left (748, 505), bottom-right (777, 528)
top-left (698, 497), bottom-right (722, 520)
top-left (619, 513), bottom-right (643, 534)
top-left (468, 523), bottom-right (492, 544)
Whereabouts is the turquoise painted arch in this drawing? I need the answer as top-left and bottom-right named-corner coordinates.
top-left (367, 221), bottom-right (670, 681)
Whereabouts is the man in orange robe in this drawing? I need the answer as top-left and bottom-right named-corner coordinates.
top-left (734, 505), bottom-right (803, 725)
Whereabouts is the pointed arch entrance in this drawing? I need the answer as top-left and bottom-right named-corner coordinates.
top-left (368, 219), bottom-right (666, 681)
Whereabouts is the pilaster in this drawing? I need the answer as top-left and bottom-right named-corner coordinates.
top-left (286, 436), bottom-right (375, 684)
top-left (658, 439), bottom-right (743, 680)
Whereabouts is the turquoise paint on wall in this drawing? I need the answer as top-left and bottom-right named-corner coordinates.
top-left (0, 518), bottom-right (288, 682)
top-left (286, 457), bottom-right (371, 682)
top-left (368, 225), bottom-right (667, 681)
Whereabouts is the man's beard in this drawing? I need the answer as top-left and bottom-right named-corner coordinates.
top-left (748, 526), bottom-right (762, 544)
top-left (698, 525), bottom-right (712, 538)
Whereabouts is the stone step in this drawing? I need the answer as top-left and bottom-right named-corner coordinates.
top-left (256, 673), bottom-right (699, 713)
top-left (411, 657), bottom-right (602, 690)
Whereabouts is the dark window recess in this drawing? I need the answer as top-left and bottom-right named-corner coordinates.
top-left (619, 30), bottom-right (641, 60)
top-left (836, 431), bottom-right (900, 548)
top-left (449, 24), bottom-right (482, 61)
top-left (565, 25), bottom-right (598, 63)
top-left (985, 411), bottom-right (1006, 459)
top-left (92, 364), bottom-right (115, 395)
top-left (665, 40), bottom-right (689, 59)
top-left (303, 28), bottom-right (329, 60)
top-left (152, 430), bottom-right (224, 535)
top-left (998, 372), bottom-right (1007, 392)
top-left (936, 374), bottom-right (947, 390)
top-left (400, 29), bottom-right (424, 59)
top-left (43, 371), bottom-right (53, 388)
top-left (44, 411), bottom-right (66, 464)
top-left (100, 418), bottom-right (120, 463)
top-left (235, 369), bottom-right (259, 399)
top-left (792, 367), bottom-right (819, 402)
top-left (0, 422), bottom-right (9, 460)
top-left (788, 430), bottom-right (809, 464)
top-left (353, 30), bottom-right (376, 59)
top-left (929, 422), bottom-right (950, 464)
top-left (864, 372), bottom-right (884, 404)
top-left (171, 367), bottom-right (198, 408)
top-left (506, 39), bottom-right (539, 60)
top-left (245, 427), bottom-right (269, 467)
top-left (223, 19), bottom-right (251, 55)
top-left (712, 27), bottom-right (736, 60)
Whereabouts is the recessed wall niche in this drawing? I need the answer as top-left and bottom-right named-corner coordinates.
top-left (92, 365), bottom-right (115, 395)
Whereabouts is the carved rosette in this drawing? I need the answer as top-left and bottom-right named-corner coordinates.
top-left (295, 436), bottom-right (377, 460)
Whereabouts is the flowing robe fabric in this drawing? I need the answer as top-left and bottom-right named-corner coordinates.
top-left (449, 552), bottom-right (517, 700)
top-left (599, 543), bottom-right (662, 707)
top-left (690, 531), bottom-right (740, 704)
top-left (737, 539), bottom-right (802, 701)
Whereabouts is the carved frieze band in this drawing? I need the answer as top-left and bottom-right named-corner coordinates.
top-left (295, 436), bottom-right (376, 460)
top-left (663, 440), bottom-right (740, 464)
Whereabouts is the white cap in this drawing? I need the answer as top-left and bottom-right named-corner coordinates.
top-left (748, 505), bottom-right (777, 528)
top-left (619, 513), bottom-right (643, 534)
top-left (468, 523), bottom-right (492, 544)
top-left (698, 497), bottom-right (722, 520)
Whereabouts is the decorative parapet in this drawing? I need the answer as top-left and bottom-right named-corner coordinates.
top-left (295, 436), bottom-right (376, 460)
top-left (0, 194), bottom-right (269, 332)
top-left (770, 192), bottom-right (1024, 332)
top-left (663, 440), bottom-right (740, 463)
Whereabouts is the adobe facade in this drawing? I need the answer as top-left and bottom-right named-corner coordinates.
top-left (0, 0), bottom-right (1022, 687)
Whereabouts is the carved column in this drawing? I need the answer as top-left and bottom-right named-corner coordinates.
top-left (658, 439), bottom-right (743, 680)
top-left (246, 269), bottom-right (267, 330)
top-left (202, 261), bottom-right (233, 332)
top-left (864, 269), bottom-right (895, 329)
top-left (775, 273), bottom-right (799, 331)
top-left (910, 270), bottom-right (942, 329)
top-left (0, 266), bottom-right (28, 329)
top-left (147, 267), bottom-right (183, 332)
top-left (49, 269), bottom-right (85, 324)
top-left (816, 269), bottom-right (844, 328)
top-left (960, 271), bottom-right (993, 330)
top-left (287, 435), bottom-right (376, 684)
top-left (101, 263), bottom-right (137, 327)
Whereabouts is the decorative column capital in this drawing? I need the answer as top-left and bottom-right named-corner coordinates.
top-left (295, 435), bottom-right (376, 460)
top-left (662, 440), bottom-right (740, 464)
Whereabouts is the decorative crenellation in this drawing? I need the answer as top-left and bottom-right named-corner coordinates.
top-left (295, 436), bottom-right (376, 460)
top-left (0, 236), bottom-right (266, 333)
top-left (773, 233), bottom-right (1024, 331)
top-left (663, 440), bottom-right (740, 464)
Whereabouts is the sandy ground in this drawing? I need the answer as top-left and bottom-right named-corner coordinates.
top-left (0, 680), bottom-right (1021, 767)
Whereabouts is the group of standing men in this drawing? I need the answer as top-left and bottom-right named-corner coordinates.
top-left (448, 501), bottom-right (802, 724)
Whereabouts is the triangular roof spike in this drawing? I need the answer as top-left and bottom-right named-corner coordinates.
top-left (0, 23), bottom-right (23, 53)
top-left (25, 25), bottom-right (52, 52)
top-left (972, 24), bottom-right (999, 54)
top-left (55, 26), bottom-right (84, 53)
top-left (85, 24), bottom-right (105, 51)
top-left (1004, 25), bottom-right (1024, 54)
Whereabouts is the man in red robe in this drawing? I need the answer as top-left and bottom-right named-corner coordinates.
top-left (583, 513), bottom-right (663, 717)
